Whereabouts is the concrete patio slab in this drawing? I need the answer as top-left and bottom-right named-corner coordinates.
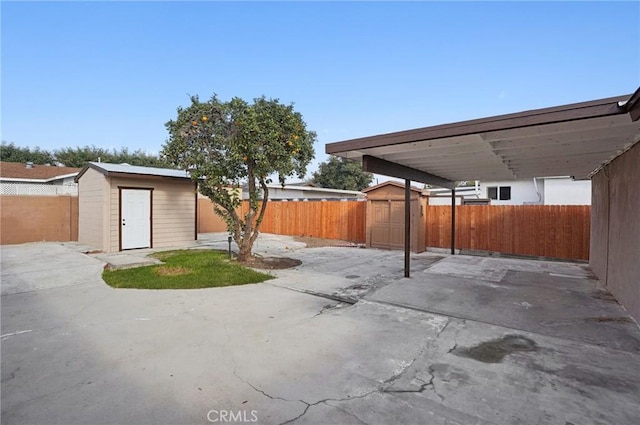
top-left (368, 255), bottom-right (640, 353)
top-left (91, 250), bottom-right (163, 270)
top-left (2, 234), bottom-right (639, 425)
top-left (0, 242), bottom-right (104, 295)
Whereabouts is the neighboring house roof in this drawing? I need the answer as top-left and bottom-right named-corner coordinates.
top-left (75, 162), bottom-right (191, 182)
top-left (362, 180), bottom-right (423, 193)
top-left (266, 183), bottom-right (363, 196)
top-left (285, 182), bottom-right (317, 187)
top-left (0, 161), bottom-right (80, 182)
top-left (242, 183), bottom-right (364, 199)
top-left (427, 186), bottom-right (478, 195)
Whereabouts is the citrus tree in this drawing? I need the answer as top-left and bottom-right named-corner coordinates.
top-left (163, 95), bottom-right (316, 261)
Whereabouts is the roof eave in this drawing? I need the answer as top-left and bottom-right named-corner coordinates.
top-left (326, 94), bottom-right (630, 155)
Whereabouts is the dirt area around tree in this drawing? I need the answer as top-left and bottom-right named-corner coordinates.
top-left (240, 256), bottom-right (302, 270)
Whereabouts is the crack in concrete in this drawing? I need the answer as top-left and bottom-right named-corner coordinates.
top-left (426, 366), bottom-right (445, 401)
top-left (383, 342), bottom-right (428, 386)
top-left (325, 403), bottom-right (370, 425)
top-left (279, 403), bottom-right (311, 425)
top-left (271, 283), bottom-right (357, 305)
top-left (437, 319), bottom-right (451, 337)
top-left (311, 302), bottom-right (346, 318)
top-left (227, 343), bottom-right (379, 425)
top-left (218, 282), bottom-right (458, 424)
top-left (233, 370), bottom-right (297, 404)
top-left (444, 319), bottom-right (465, 355)
top-left (381, 322), bottom-right (444, 388)
top-left (275, 390), bottom-right (381, 425)
top-left (382, 366), bottom-right (445, 401)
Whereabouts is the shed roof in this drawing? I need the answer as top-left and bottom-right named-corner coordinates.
top-left (0, 161), bottom-right (80, 181)
top-left (326, 88), bottom-right (640, 183)
top-left (362, 180), bottom-right (423, 193)
top-left (75, 162), bottom-right (191, 182)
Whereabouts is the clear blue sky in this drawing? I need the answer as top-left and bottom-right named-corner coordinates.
top-left (2, 1), bottom-right (639, 178)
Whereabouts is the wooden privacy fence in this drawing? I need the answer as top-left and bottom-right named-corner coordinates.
top-left (198, 200), bottom-right (589, 259)
top-left (198, 199), bottom-right (367, 242)
top-left (0, 195), bottom-right (78, 245)
top-left (252, 201), bottom-right (366, 242)
top-left (426, 205), bottom-right (591, 260)
top-left (3, 195), bottom-right (589, 261)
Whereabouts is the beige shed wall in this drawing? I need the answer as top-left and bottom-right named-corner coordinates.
top-left (590, 142), bottom-right (640, 323)
top-left (77, 167), bottom-right (109, 250)
top-left (108, 177), bottom-right (195, 252)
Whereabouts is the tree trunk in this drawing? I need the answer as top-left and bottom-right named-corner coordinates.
top-left (236, 240), bottom-right (253, 262)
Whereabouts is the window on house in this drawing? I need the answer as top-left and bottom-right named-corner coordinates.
top-left (499, 186), bottom-right (511, 200)
top-left (487, 186), bottom-right (498, 200)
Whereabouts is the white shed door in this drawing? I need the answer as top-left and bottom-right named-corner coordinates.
top-left (121, 189), bottom-right (151, 250)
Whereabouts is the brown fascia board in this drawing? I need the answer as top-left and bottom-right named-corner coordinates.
top-left (75, 162), bottom-right (110, 182)
top-left (623, 87), bottom-right (640, 121)
top-left (326, 94), bottom-right (631, 154)
top-left (74, 164), bottom-right (92, 182)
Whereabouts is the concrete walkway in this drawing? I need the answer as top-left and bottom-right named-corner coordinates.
top-left (2, 235), bottom-right (639, 425)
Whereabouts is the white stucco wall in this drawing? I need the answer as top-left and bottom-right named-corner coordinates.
top-left (479, 180), bottom-right (542, 205)
top-left (543, 178), bottom-right (591, 205)
top-left (478, 178), bottom-right (591, 205)
top-left (427, 196), bottom-right (464, 205)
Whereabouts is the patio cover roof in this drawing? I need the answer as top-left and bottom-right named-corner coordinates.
top-left (326, 88), bottom-right (640, 187)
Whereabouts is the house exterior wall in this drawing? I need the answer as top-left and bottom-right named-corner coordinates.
top-left (590, 142), bottom-right (640, 323)
top-left (77, 167), bottom-right (108, 250)
top-left (479, 180), bottom-right (542, 205)
top-left (544, 179), bottom-right (591, 205)
top-left (108, 177), bottom-right (195, 252)
top-left (428, 197), bottom-right (462, 206)
top-left (480, 178), bottom-right (592, 205)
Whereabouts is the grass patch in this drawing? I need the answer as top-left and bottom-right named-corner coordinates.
top-left (102, 249), bottom-right (273, 289)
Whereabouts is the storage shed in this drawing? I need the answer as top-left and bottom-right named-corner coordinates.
top-left (75, 162), bottom-right (196, 253)
top-left (363, 181), bottom-right (426, 253)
